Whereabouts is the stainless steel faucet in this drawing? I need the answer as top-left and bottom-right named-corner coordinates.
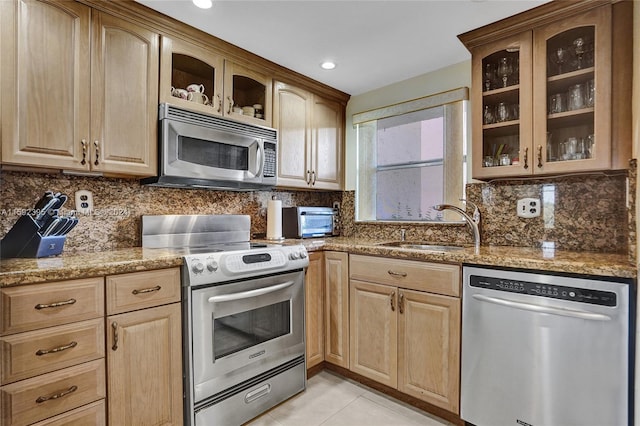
top-left (434, 199), bottom-right (481, 252)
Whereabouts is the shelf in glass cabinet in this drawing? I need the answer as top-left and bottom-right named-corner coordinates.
top-left (482, 120), bottom-right (519, 137)
top-left (547, 108), bottom-right (594, 129)
top-left (482, 84), bottom-right (520, 104)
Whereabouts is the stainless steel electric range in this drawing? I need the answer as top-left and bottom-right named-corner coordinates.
top-left (142, 215), bottom-right (309, 426)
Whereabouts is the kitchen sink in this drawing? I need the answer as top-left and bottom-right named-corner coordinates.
top-left (378, 241), bottom-right (466, 252)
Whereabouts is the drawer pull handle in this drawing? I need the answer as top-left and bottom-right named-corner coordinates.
top-left (399, 292), bottom-right (404, 314)
top-left (112, 322), bottom-right (119, 351)
top-left (390, 291), bottom-right (396, 312)
top-left (35, 298), bottom-right (76, 310)
top-left (36, 385), bottom-right (77, 403)
top-left (132, 285), bottom-right (161, 295)
top-left (387, 270), bottom-right (407, 278)
top-left (36, 341), bottom-right (78, 356)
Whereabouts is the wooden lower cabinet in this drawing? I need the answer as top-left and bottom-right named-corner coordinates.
top-left (323, 251), bottom-right (349, 368)
top-left (398, 289), bottom-right (460, 413)
top-left (305, 252), bottom-right (324, 368)
top-left (348, 255), bottom-right (461, 414)
top-left (106, 268), bottom-right (183, 425)
top-left (349, 280), bottom-right (398, 387)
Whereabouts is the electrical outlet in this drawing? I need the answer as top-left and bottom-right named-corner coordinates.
top-left (517, 198), bottom-right (540, 218)
top-left (75, 190), bottom-right (94, 215)
top-left (333, 201), bottom-right (341, 211)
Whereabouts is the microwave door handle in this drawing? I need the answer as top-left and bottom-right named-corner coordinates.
top-left (208, 281), bottom-right (294, 304)
top-left (255, 141), bottom-right (264, 178)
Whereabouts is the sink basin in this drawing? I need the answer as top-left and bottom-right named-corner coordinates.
top-left (379, 241), bottom-right (466, 252)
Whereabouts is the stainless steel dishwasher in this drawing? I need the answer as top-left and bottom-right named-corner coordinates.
top-left (461, 265), bottom-right (634, 426)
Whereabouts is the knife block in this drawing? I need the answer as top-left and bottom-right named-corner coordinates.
top-left (0, 214), bottom-right (66, 259)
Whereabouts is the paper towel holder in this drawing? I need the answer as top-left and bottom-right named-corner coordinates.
top-left (266, 196), bottom-right (285, 241)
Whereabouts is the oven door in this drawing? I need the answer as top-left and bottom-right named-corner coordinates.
top-left (190, 270), bottom-right (305, 402)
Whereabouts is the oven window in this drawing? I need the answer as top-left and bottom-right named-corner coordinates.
top-left (213, 301), bottom-right (291, 359)
top-left (178, 136), bottom-right (249, 170)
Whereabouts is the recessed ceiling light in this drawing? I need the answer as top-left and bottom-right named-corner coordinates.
top-left (321, 61), bottom-right (336, 70)
top-left (193, 0), bottom-right (212, 9)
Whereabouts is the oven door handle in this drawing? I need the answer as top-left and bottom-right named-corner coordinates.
top-left (472, 294), bottom-right (611, 321)
top-left (208, 281), bottom-right (295, 303)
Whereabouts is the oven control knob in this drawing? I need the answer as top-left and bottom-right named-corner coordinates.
top-left (207, 260), bottom-right (219, 272)
top-left (299, 250), bottom-right (307, 259)
top-left (191, 260), bottom-right (205, 274)
top-left (289, 251), bottom-right (299, 260)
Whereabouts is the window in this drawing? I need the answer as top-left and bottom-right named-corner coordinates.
top-left (354, 88), bottom-right (468, 222)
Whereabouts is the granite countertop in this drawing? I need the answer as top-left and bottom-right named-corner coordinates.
top-left (0, 237), bottom-right (636, 287)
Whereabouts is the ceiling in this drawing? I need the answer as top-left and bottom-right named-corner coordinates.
top-left (136, 0), bottom-right (549, 96)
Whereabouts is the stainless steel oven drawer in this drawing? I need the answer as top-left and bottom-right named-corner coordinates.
top-left (194, 357), bottom-right (305, 426)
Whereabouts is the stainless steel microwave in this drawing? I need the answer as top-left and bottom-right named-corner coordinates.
top-left (282, 206), bottom-right (338, 238)
top-left (142, 103), bottom-right (277, 190)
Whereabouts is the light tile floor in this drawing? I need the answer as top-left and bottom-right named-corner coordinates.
top-left (246, 370), bottom-right (452, 426)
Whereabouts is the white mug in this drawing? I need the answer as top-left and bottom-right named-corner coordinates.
top-left (188, 92), bottom-right (209, 104)
top-left (186, 84), bottom-right (205, 93)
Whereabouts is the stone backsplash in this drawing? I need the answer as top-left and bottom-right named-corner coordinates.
top-left (0, 171), bottom-right (340, 253)
top-left (342, 165), bottom-right (634, 257)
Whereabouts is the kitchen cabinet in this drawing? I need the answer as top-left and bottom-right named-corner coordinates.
top-left (460, 1), bottom-right (632, 179)
top-left (0, 278), bottom-right (106, 426)
top-left (160, 35), bottom-right (272, 127)
top-left (105, 268), bottom-right (182, 426)
top-left (305, 252), bottom-right (324, 369)
top-left (273, 81), bottom-right (344, 190)
top-left (323, 251), bottom-right (349, 368)
top-left (349, 255), bottom-right (461, 414)
top-left (0, 0), bottom-right (159, 176)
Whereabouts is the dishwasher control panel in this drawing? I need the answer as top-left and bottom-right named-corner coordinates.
top-left (470, 275), bottom-right (617, 306)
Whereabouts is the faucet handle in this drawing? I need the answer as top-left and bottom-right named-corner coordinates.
top-left (459, 199), bottom-right (481, 223)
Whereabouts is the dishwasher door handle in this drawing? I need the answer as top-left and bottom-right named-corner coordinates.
top-left (472, 294), bottom-right (611, 321)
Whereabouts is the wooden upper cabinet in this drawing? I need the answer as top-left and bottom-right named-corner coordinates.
top-left (1, 0), bottom-right (91, 169)
top-left (0, 1), bottom-right (159, 176)
top-left (224, 60), bottom-right (273, 127)
top-left (460, 1), bottom-right (632, 180)
top-left (273, 81), bottom-right (344, 190)
top-left (470, 31), bottom-right (533, 179)
top-left (160, 36), bottom-right (272, 127)
top-left (273, 81), bottom-right (313, 188)
top-left (90, 11), bottom-right (158, 176)
top-left (311, 97), bottom-right (343, 190)
top-left (159, 36), bottom-right (224, 117)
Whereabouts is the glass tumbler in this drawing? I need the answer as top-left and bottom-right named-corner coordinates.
top-left (567, 84), bottom-right (585, 110)
top-left (496, 102), bottom-right (509, 122)
top-left (549, 93), bottom-right (566, 114)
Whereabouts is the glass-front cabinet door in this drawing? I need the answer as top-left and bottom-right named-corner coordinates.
top-left (159, 36), bottom-right (224, 116)
top-left (471, 32), bottom-right (533, 179)
top-left (223, 61), bottom-right (272, 127)
top-left (532, 6), bottom-right (611, 174)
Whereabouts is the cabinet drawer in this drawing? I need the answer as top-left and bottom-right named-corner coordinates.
top-left (1, 318), bottom-right (105, 385)
top-left (31, 400), bottom-right (105, 426)
top-left (0, 278), bottom-right (104, 336)
top-left (349, 255), bottom-right (460, 297)
top-left (0, 358), bottom-right (105, 426)
top-left (106, 268), bottom-right (181, 315)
